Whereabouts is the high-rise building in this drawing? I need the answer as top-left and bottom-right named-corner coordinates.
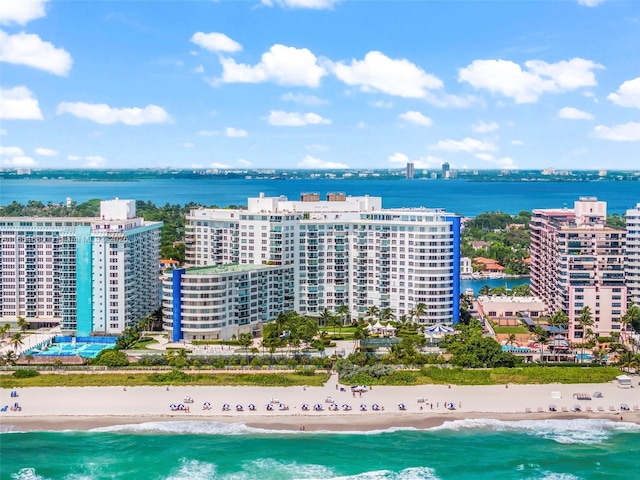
top-left (442, 162), bottom-right (450, 179)
top-left (0, 199), bottom-right (162, 335)
top-left (162, 264), bottom-right (294, 341)
top-left (406, 162), bottom-right (415, 180)
top-left (184, 193), bottom-right (460, 327)
top-left (626, 203), bottom-right (640, 307)
top-left (530, 197), bottom-right (627, 339)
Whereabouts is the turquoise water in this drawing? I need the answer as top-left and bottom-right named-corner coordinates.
top-left (1, 178), bottom-right (637, 216)
top-left (1, 420), bottom-right (639, 479)
top-left (460, 278), bottom-right (530, 295)
top-left (27, 342), bottom-right (114, 359)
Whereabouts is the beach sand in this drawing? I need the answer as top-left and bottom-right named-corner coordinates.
top-left (2, 374), bottom-right (639, 432)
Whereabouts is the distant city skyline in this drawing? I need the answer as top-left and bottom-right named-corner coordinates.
top-left (1, 0), bottom-right (639, 170)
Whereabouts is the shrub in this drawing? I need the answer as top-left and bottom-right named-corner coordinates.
top-left (13, 369), bottom-right (40, 379)
top-left (147, 370), bottom-right (194, 383)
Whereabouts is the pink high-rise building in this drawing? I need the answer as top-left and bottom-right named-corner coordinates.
top-left (530, 197), bottom-right (627, 340)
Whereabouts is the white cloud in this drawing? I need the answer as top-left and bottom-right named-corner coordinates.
top-left (511, 140), bottom-right (524, 146)
top-left (0, 86), bottom-right (43, 120)
top-left (0, 30), bottom-right (73, 76)
top-left (2, 155), bottom-right (35, 166)
top-left (607, 77), bottom-right (640, 109)
top-left (238, 158), bottom-right (252, 166)
top-left (261, 0), bottom-right (340, 9)
top-left (297, 154), bottom-right (348, 169)
top-left (197, 130), bottom-right (219, 136)
top-left (57, 102), bottom-right (171, 125)
top-left (333, 51), bottom-right (442, 98)
top-left (429, 137), bottom-right (498, 153)
top-left (267, 110), bottom-right (331, 126)
top-left (423, 92), bottom-right (481, 108)
top-left (210, 162), bottom-right (231, 169)
top-left (592, 122), bottom-right (640, 141)
top-left (0, 0), bottom-right (47, 25)
top-left (389, 152), bottom-right (442, 168)
top-left (85, 155), bottom-right (106, 167)
top-left (578, 0), bottom-right (606, 6)
top-left (67, 155), bottom-right (81, 161)
top-left (398, 111), bottom-right (432, 126)
top-left (226, 127), bottom-right (248, 137)
top-left (558, 107), bottom-right (594, 120)
top-left (356, 121), bottom-right (366, 129)
top-left (191, 32), bottom-right (242, 53)
top-left (281, 92), bottom-right (327, 106)
top-left (183, 142), bottom-right (195, 148)
top-left (388, 152), bottom-right (409, 164)
top-left (220, 44), bottom-right (327, 87)
top-left (35, 147), bottom-right (57, 156)
top-left (370, 100), bottom-right (393, 109)
top-left (0, 146), bottom-right (24, 157)
top-left (193, 65), bottom-right (204, 74)
top-left (458, 58), bottom-right (603, 103)
top-left (472, 121), bottom-right (499, 133)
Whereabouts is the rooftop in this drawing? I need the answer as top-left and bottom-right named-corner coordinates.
top-left (184, 263), bottom-right (274, 275)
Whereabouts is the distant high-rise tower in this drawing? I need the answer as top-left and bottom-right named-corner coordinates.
top-left (442, 162), bottom-right (450, 179)
top-left (406, 162), bottom-right (415, 180)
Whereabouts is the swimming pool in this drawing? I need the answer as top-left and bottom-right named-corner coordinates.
top-left (501, 345), bottom-right (532, 353)
top-left (28, 341), bottom-right (115, 359)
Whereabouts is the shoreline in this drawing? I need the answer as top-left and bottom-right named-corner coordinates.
top-left (2, 377), bottom-right (639, 433)
top-left (3, 410), bottom-right (637, 433)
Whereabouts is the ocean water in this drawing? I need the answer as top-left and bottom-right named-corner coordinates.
top-left (1, 178), bottom-right (638, 216)
top-left (1, 419), bottom-right (639, 479)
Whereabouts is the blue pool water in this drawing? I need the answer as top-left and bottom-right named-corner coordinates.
top-left (32, 342), bottom-right (114, 358)
top-left (501, 345), bottom-right (532, 353)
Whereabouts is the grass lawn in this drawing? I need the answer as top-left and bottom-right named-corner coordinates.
top-left (318, 326), bottom-right (356, 339)
top-left (493, 325), bottom-right (529, 334)
top-left (0, 371), bottom-right (331, 388)
top-left (341, 366), bottom-right (623, 386)
top-left (129, 338), bottom-right (158, 349)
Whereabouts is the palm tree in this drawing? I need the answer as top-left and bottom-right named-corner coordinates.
top-left (319, 307), bottom-right (334, 329)
top-left (411, 303), bottom-right (427, 324)
top-left (576, 306), bottom-right (594, 363)
top-left (621, 305), bottom-right (640, 343)
top-left (548, 311), bottom-right (569, 329)
top-left (0, 323), bottom-right (10, 341)
top-left (17, 317), bottom-right (29, 332)
top-left (2, 350), bottom-right (17, 366)
top-left (9, 333), bottom-right (24, 354)
top-left (379, 307), bottom-right (395, 323)
top-left (618, 351), bottom-right (635, 373)
top-left (479, 285), bottom-right (491, 296)
top-left (335, 304), bottom-right (351, 327)
top-left (507, 333), bottom-right (517, 350)
top-left (365, 306), bottom-right (379, 323)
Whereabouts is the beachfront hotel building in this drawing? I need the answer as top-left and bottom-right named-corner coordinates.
top-left (0, 199), bottom-right (162, 336)
top-left (178, 193), bottom-right (460, 338)
top-left (161, 264), bottom-right (294, 341)
top-left (626, 203), bottom-right (640, 307)
top-left (529, 197), bottom-right (627, 339)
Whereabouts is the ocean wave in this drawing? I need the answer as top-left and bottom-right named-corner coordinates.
top-left (431, 418), bottom-right (640, 444)
top-left (516, 463), bottom-right (581, 480)
top-left (90, 420), bottom-right (419, 436)
top-left (162, 458), bottom-right (440, 480)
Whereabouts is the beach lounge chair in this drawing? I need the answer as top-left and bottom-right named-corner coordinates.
top-left (609, 405), bottom-right (616, 412)
top-left (0, 405), bottom-right (7, 412)
top-left (548, 405), bottom-right (557, 412)
top-left (597, 406), bottom-right (604, 412)
top-left (525, 407), bottom-right (532, 413)
top-left (586, 406), bottom-right (593, 412)
top-left (562, 406), bottom-right (568, 412)
top-left (537, 407), bottom-right (544, 413)
top-left (570, 405), bottom-right (581, 412)
top-left (633, 405), bottom-right (639, 412)
top-left (620, 404), bottom-right (630, 411)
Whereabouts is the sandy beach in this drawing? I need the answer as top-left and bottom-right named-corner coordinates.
top-left (2, 374), bottom-right (639, 432)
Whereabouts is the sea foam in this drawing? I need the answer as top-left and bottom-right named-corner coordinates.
top-left (431, 418), bottom-right (640, 444)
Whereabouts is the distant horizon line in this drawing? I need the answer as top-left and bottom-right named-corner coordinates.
top-left (3, 168), bottom-right (640, 173)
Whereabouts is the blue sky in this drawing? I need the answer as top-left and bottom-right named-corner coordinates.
top-left (1, 0), bottom-right (639, 171)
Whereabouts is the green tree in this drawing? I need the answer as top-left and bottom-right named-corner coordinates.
top-left (17, 317), bottom-right (29, 332)
top-left (9, 332), bottom-right (24, 353)
top-left (548, 311), bottom-right (569, 329)
top-left (92, 349), bottom-right (130, 367)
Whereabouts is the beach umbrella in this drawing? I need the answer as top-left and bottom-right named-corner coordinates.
top-left (169, 404), bottom-right (177, 409)
top-left (248, 404), bottom-right (256, 410)
top-left (341, 404), bottom-right (350, 410)
top-left (236, 404), bottom-right (243, 410)
top-left (446, 402), bottom-right (456, 410)
top-left (398, 403), bottom-right (406, 410)
top-left (359, 404), bottom-right (367, 411)
top-left (178, 404), bottom-right (185, 409)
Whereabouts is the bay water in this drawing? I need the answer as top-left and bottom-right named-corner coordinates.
top-left (1, 178), bottom-right (638, 216)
